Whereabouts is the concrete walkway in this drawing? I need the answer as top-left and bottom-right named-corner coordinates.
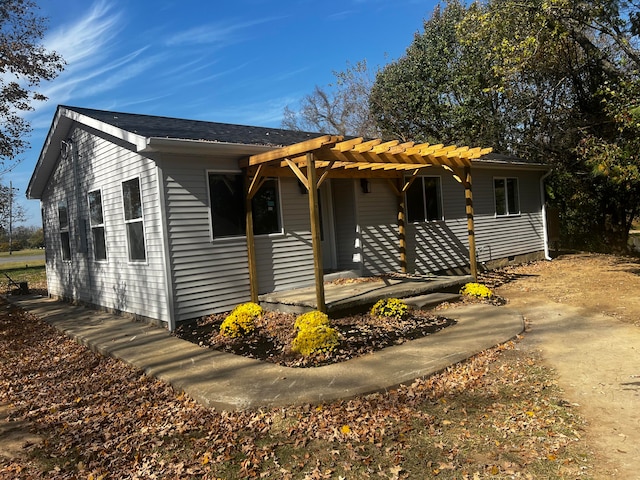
top-left (9, 295), bottom-right (524, 411)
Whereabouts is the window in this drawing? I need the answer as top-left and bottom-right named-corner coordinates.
top-left (208, 173), bottom-right (281, 238)
top-left (122, 178), bottom-right (146, 261)
top-left (494, 177), bottom-right (520, 216)
top-left (58, 200), bottom-right (71, 260)
top-left (88, 189), bottom-right (107, 261)
top-left (406, 176), bottom-right (443, 223)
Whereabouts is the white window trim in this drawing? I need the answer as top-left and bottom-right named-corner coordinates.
top-left (493, 176), bottom-right (521, 217)
top-left (404, 175), bottom-right (445, 223)
top-left (121, 176), bottom-right (148, 264)
top-left (58, 198), bottom-right (72, 262)
top-left (206, 170), bottom-right (285, 242)
top-left (87, 188), bottom-right (108, 262)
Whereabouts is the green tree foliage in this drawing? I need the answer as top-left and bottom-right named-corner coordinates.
top-left (282, 60), bottom-right (380, 138)
top-left (0, 225), bottom-right (40, 251)
top-left (369, 1), bottom-right (506, 147)
top-left (575, 78), bottom-right (640, 248)
top-left (0, 181), bottom-right (25, 231)
top-left (27, 226), bottom-right (44, 248)
top-left (371, 0), bottom-right (640, 250)
top-left (0, 0), bottom-right (64, 166)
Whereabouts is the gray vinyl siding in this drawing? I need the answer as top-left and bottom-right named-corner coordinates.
top-left (358, 179), bottom-right (401, 276)
top-left (473, 168), bottom-right (546, 263)
top-left (404, 167), bottom-right (546, 274)
top-left (331, 179), bottom-right (360, 270)
top-left (41, 126), bottom-right (169, 323)
top-left (406, 172), bottom-right (469, 273)
top-left (161, 156), bottom-right (315, 321)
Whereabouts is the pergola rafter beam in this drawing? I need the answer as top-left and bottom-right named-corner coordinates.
top-left (317, 160), bottom-right (335, 187)
top-left (284, 158), bottom-right (309, 191)
top-left (242, 134), bottom-right (342, 167)
top-left (352, 138), bottom-right (383, 153)
top-left (371, 139), bottom-right (400, 153)
top-left (247, 164), bottom-right (265, 199)
top-left (333, 137), bottom-right (364, 151)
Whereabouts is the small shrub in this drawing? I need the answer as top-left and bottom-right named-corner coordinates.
top-left (294, 310), bottom-right (330, 331)
top-left (460, 282), bottom-right (494, 299)
top-left (291, 324), bottom-right (340, 356)
top-left (220, 302), bottom-right (263, 338)
top-left (291, 310), bottom-right (339, 356)
top-left (370, 297), bottom-right (409, 320)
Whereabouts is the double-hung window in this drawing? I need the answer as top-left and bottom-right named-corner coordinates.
top-left (208, 173), bottom-right (281, 238)
top-left (58, 200), bottom-right (71, 261)
top-left (122, 178), bottom-right (146, 261)
top-left (494, 177), bottom-right (520, 216)
top-left (406, 176), bottom-right (443, 223)
top-left (88, 189), bottom-right (107, 261)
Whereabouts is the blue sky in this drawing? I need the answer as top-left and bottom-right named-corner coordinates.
top-left (10, 0), bottom-right (437, 226)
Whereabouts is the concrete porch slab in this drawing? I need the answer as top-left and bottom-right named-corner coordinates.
top-left (259, 275), bottom-right (472, 315)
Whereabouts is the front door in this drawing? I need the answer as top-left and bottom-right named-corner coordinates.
top-left (318, 181), bottom-right (337, 271)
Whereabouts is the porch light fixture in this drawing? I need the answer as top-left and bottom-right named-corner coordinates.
top-left (60, 139), bottom-right (73, 160)
top-left (360, 178), bottom-right (371, 194)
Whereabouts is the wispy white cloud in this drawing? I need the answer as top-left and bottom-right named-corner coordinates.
top-left (30, 1), bottom-right (122, 112)
top-left (160, 57), bottom-right (219, 79)
top-left (25, 0), bottom-right (171, 133)
top-left (45, 0), bottom-right (123, 67)
top-left (271, 67), bottom-right (311, 82)
top-left (33, 1), bottom-right (169, 112)
top-left (40, 47), bottom-right (149, 101)
top-left (76, 51), bottom-right (163, 98)
top-left (198, 94), bottom-right (300, 127)
top-left (106, 94), bottom-right (175, 111)
top-left (327, 10), bottom-right (356, 21)
top-left (181, 62), bottom-right (251, 88)
top-left (165, 16), bottom-right (284, 47)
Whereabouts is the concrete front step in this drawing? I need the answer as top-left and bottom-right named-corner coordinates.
top-left (403, 292), bottom-right (461, 309)
top-left (260, 275), bottom-right (471, 316)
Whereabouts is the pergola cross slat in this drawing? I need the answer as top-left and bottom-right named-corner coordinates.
top-left (241, 135), bottom-right (492, 311)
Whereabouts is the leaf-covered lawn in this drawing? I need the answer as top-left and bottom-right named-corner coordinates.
top-left (0, 299), bottom-right (593, 479)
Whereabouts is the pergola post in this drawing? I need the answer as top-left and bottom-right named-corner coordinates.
top-left (245, 174), bottom-right (259, 302)
top-left (389, 175), bottom-right (419, 275)
top-left (463, 166), bottom-right (478, 281)
top-left (396, 179), bottom-right (408, 274)
top-left (306, 153), bottom-right (326, 312)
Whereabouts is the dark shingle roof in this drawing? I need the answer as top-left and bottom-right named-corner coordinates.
top-left (62, 106), bottom-right (546, 167)
top-left (63, 105), bottom-right (325, 147)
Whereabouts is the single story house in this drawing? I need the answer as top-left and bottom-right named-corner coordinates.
top-left (27, 105), bottom-right (551, 330)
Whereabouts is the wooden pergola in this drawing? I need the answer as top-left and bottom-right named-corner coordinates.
top-left (240, 135), bottom-right (493, 312)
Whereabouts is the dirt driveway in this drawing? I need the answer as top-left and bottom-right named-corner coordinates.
top-left (490, 253), bottom-right (640, 479)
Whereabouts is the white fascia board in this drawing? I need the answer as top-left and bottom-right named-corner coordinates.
top-left (61, 107), bottom-right (149, 152)
top-left (143, 137), bottom-right (278, 158)
top-left (27, 108), bottom-right (70, 199)
top-left (27, 107), bottom-right (149, 199)
top-left (472, 160), bottom-right (550, 171)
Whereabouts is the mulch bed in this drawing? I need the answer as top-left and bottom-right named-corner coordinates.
top-left (174, 309), bottom-right (456, 368)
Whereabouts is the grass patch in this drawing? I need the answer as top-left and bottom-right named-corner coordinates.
top-left (0, 265), bottom-right (46, 294)
top-left (0, 248), bottom-right (44, 257)
top-left (0, 249), bottom-right (45, 270)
